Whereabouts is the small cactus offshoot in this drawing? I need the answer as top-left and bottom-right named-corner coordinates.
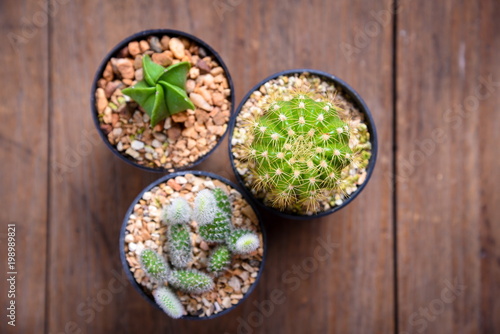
top-left (198, 187), bottom-right (232, 242)
top-left (192, 189), bottom-right (217, 226)
top-left (246, 91), bottom-right (353, 213)
top-left (153, 287), bottom-right (185, 319)
top-left (199, 211), bottom-right (231, 243)
top-left (168, 224), bottom-right (192, 268)
top-left (207, 245), bottom-right (231, 273)
top-left (169, 269), bottom-right (214, 294)
top-left (121, 55), bottom-right (195, 127)
top-left (227, 229), bottom-right (260, 254)
top-left (138, 248), bottom-right (170, 283)
top-left (213, 187), bottom-right (232, 217)
top-left (163, 197), bottom-right (192, 225)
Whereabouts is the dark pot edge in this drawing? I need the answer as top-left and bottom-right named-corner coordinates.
top-left (91, 29), bottom-right (235, 173)
top-left (227, 69), bottom-right (379, 220)
top-left (119, 170), bottom-right (268, 320)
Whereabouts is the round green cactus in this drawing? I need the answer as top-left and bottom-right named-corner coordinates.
top-left (162, 197), bottom-right (192, 225)
top-left (168, 269), bottom-right (214, 294)
top-left (207, 245), bottom-right (232, 273)
top-left (153, 286), bottom-right (185, 319)
top-left (167, 224), bottom-right (192, 268)
top-left (192, 189), bottom-right (217, 226)
top-left (138, 248), bottom-right (170, 283)
top-left (227, 229), bottom-right (260, 255)
top-left (246, 91), bottom-right (353, 212)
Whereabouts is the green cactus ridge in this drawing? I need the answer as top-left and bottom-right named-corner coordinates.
top-left (227, 229), bottom-right (260, 255)
top-left (213, 187), bottom-right (232, 217)
top-left (192, 189), bottom-right (218, 226)
top-left (168, 224), bottom-right (192, 268)
top-left (168, 269), bottom-right (214, 294)
top-left (153, 287), bottom-right (185, 319)
top-left (138, 248), bottom-right (170, 283)
top-left (121, 55), bottom-right (195, 127)
top-left (163, 197), bottom-right (192, 225)
top-left (208, 245), bottom-right (232, 273)
top-left (199, 210), bottom-right (231, 243)
top-left (247, 92), bottom-right (353, 212)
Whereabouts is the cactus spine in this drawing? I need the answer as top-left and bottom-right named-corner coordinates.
top-left (153, 287), bottom-right (185, 319)
top-left (138, 248), bottom-right (170, 283)
top-left (168, 269), bottom-right (214, 294)
top-left (227, 229), bottom-right (260, 255)
top-left (192, 189), bottom-right (217, 226)
top-left (246, 91), bottom-right (353, 213)
top-left (162, 197), bottom-right (192, 225)
top-left (207, 245), bottom-right (231, 273)
top-left (168, 224), bottom-right (192, 268)
top-left (198, 187), bottom-right (232, 243)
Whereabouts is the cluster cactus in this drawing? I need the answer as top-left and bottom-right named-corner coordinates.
top-left (121, 54), bottom-right (195, 127)
top-left (246, 91), bottom-right (354, 213)
top-left (137, 186), bottom-right (260, 319)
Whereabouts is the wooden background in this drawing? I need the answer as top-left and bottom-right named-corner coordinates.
top-left (1, 0), bottom-right (499, 333)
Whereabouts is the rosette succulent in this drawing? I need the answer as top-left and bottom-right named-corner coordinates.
top-left (122, 55), bottom-right (195, 127)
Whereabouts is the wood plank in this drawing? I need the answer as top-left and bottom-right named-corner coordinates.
top-left (396, 0), bottom-right (500, 333)
top-left (48, 0), bottom-right (394, 333)
top-left (0, 0), bottom-right (49, 332)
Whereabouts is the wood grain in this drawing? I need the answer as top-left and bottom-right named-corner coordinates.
top-left (46, 0), bottom-right (394, 333)
top-left (396, 0), bottom-right (500, 333)
top-left (0, 0), bottom-right (49, 333)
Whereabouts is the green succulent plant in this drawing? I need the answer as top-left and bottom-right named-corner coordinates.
top-left (153, 287), bottom-right (185, 319)
top-left (122, 55), bottom-right (195, 127)
top-left (246, 91), bottom-right (353, 213)
top-left (226, 229), bottom-right (260, 255)
top-left (138, 248), bottom-right (170, 283)
top-left (198, 187), bottom-right (232, 243)
top-left (163, 197), bottom-right (192, 225)
top-left (167, 224), bottom-right (192, 268)
top-left (168, 269), bottom-right (214, 294)
top-left (207, 245), bottom-right (231, 273)
top-left (192, 189), bottom-right (217, 226)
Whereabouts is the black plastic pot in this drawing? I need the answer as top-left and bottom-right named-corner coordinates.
top-left (91, 29), bottom-right (235, 173)
top-left (119, 170), bottom-right (267, 320)
top-left (228, 69), bottom-right (378, 220)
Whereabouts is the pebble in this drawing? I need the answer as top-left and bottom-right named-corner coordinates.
top-left (125, 148), bottom-right (140, 159)
top-left (189, 67), bottom-right (200, 79)
top-left (199, 241), bottom-right (209, 251)
top-left (116, 58), bottom-right (135, 79)
top-left (227, 276), bottom-right (241, 292)
top-left (169, 37), bottom-right (185, 59)
top-left (148, 36), bottom-right (163, 53)
top-left (139, 40), bottom-right (150, 52)
top-left (176, 176), bottom-right (188, 185)
top-left (131, 140), bottom-right (145, 150)
top-left (160, 36), bottom-right (170, 50)
top-left (190, 93), bottom-right (213, 111)
top-left (212, 92), bottom-right (224, 106)
top-left (152, 52), bottom-right (173, 67)
top-left (197, 59), bottom-right (211, 74)
top-left (124, 234), bottom-right (135, 243)
top-left (152, 139), bottom-right (162, 148)
top-left (95, 88), bottom-right (107, 113)
top-left (128, 41), bottom-right (141, 56)
top-left (221, 297), bottom-right (232, 308)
